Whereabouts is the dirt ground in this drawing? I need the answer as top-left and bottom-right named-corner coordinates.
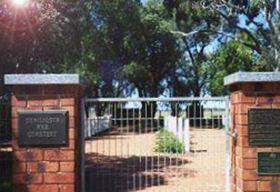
top-left (85, 126), bottom-right (226, 192)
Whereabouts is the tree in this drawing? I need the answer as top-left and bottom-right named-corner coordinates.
top-left (208, 35), bottom-right (265, 95)
top-left (0, 0), bottom-right (84, 82)
top-left (167, 0), bottom-right (280, 70)
top-left (88, 0), bottom-right (182, 116)
top-left (73, 0), bottom-right (131, 98)
top-left (163, 0), bottom-right (220, 97)
top-left (121, 0), bottom-right (182, 98)
top-left (89, 0), bottom-right (182, 98)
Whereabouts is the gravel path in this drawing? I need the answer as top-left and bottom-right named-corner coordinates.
top-left (85, 127), bottom-right (226, 192)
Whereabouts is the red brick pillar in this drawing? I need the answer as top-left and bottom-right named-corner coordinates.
top-left (225, 72), bottom-right (280, 192)
top-left (5, 74), bottom-right (86, 192)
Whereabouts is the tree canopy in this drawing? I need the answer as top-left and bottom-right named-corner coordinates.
top-left (0, 0), bottom-right (278, 97)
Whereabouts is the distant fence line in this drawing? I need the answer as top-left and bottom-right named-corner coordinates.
top-left (84, 101), bottom-right (226, 139)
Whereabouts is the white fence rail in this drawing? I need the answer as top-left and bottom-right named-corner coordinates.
top-left (85, 115), bottom-right (112, 138)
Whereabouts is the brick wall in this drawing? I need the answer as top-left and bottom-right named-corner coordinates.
top-left (11, 85), bottom-right (83, 192)
top-left (230, 83), bottom-right (280, 192)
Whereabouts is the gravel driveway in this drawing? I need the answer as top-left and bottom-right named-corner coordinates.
top-left (85, 126), bottom-right (226, 192)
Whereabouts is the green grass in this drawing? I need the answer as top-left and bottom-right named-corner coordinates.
top-left (155, 128), bottom-right (184, 154)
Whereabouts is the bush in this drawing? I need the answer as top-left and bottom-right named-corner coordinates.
top-left (155, 129), bottom-right (184, 154)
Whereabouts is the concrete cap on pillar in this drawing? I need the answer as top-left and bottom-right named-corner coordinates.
top-left (4, 74), bottom-right (87, 85)
top-left (224, 72), bottom-right (280, 86)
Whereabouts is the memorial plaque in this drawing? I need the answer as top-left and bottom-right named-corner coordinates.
top-left (249, 108), bottom-right (280, 146)
top-left (258, 152), bottom-right (280, 175)
top-left (18, 110), bottom-right (68, 147)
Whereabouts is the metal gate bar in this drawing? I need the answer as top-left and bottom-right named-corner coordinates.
top-left (84, 97), bottom-right (229, 192)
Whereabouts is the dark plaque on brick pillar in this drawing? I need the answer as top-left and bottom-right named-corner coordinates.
top-left (258, 152), bottom-right (280, 175)
top-left (18, 110), bottom-right (68, 147)
top-left (248, 108), bottom-right (280, 147)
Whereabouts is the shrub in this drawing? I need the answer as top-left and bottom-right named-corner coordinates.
top-left (155, 129), bottom-right (184, 154)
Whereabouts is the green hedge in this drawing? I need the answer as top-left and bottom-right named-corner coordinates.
top-left (155, 129), bottom-right (184, 154)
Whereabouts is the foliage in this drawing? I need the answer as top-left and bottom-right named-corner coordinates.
top-left (163, 0), bottom-right (220, 96)
top-left (163, 0), bottom-right (279, 96)
top-left (104, 0), bottom-right (182, 97)
top-left (80, 0), bottom-right (182, 99)
top-left (0, 0), bottom-right (84, 82)
top-left (208, 34), bottom-right (266, 95)
top-left (155, 129), bottom-right (184, 154)
top-left (164, 0), bottom-right (280, 70)
top-left (213, 0), bottom-right (280, 70)
top-left (0, 0), bottom-right (280, 98)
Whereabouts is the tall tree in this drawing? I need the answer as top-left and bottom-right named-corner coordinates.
top-left (89, 0), bottom-right (182, 98)
top-left (208, 0), bottom-right (280, 70)
top-left (167, 0), bottom-right (280, 70)
top-left (208, 34), bottom-right (265, 95)
top-left (163, 0), bottom-right (220, 96)
top-left (0, 0), bottom-right (84, 81)
top-left (121, 0), bottom-right (182, 98)
top-left (80, 0), bottom-right (144, 98)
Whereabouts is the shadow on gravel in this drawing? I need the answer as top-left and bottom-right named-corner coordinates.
top-left (85, 153), bottom-right (195, 192)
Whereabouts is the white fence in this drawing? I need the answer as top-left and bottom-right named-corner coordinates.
top-left (85, 115), bottom-right (112, 138)
top-left (164, 116), bottom-right (190, 153)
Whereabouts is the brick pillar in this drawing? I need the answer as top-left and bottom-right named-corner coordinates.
top-left (225, 72), bottom-right (280, 192)
top-left (5, 74), bottom-right (86, 192)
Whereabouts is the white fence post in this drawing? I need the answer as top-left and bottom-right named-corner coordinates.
top-left (177, 117), bottom-right (183, 142)
top-left (170, 116), bottom-right (177, 135)
top-left (164, 117), bottom-right (168, 129)
top-left (184, 119), bottom-right (190, 153)
top-left (86, 115), bottom-right (112, 137)
top-left (164, 116), bottom-right (190, 153)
